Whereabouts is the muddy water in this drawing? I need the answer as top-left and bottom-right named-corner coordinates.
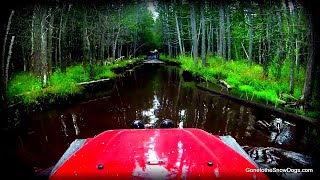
top-left (2, 64), bottom-right (320, 179)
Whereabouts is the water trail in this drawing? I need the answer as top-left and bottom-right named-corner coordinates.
top-left (142, 94), bottom-right (160, 128)
top-left (178, 110), bottom-right (186, 128)
top-left (60, 114), bottom-right (68, 137)
top-left (72, 113), bottom-right (80, 136)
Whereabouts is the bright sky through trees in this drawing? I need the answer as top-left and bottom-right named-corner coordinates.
top-left (148, 0), bottom-right (159, 21)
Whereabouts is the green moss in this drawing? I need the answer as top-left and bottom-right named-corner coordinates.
top-left (182, 81), bottom-right (196, 89)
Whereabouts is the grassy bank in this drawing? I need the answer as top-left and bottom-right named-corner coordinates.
top-left (161, 54), bottom-right (319, 119)
top-left (6, 58), bottom-right (143, 106)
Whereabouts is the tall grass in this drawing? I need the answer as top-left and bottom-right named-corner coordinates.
top-left (7, 58), bottom-right (142, 106)
top-left (162, 55), bottom-right (306, 106)
top-left (6, 72), bottom-right (42, 105)
top-left (66, 65), bottom-right (90, 83)
top-left (48, 69), bottom-right (82, 96)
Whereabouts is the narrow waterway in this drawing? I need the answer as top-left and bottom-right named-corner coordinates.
top-left (2, 64), bottom-right (319, 179)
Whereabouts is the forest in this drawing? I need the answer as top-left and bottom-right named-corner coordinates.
top-left (0, 0), bottom-right (319, 120)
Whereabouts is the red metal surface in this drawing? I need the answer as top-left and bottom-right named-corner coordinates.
top-left (49, 128), bottom-right (269, 180)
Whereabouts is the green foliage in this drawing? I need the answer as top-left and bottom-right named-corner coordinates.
top-left (93, 66), bottom-right (116, 80)
top-left (6, 56), bottom-right (143, 106)
top-left (49, 69), bottom-right (82, 96)
top-left (168, 55), bottom-right (306, 107)
top-left (6, 72), bottom-right (42, 104)
top-left (7, 73), bottom-right (42, 97)
top-left (110, 59), bottom-right (140, 69)
top-left (66, 65), bottom-right (90, 83)
top-left (6, 70), bottom-right (83, 105)
top-left (306, 111), bottom-right (320, 119)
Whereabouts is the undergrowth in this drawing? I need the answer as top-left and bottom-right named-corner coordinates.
top-left (7, 58), bottom-right (142, 106)
top-left (161, 55), bottom-right (318, 119)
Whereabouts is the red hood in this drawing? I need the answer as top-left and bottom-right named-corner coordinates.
top-left (49, 128), bottom-right (269, 180)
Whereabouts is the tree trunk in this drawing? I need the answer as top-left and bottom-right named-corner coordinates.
top-left (58, 8), bottom-right (63, 69)
top-left (219, 2), bottom-right (226, 59)
top-left (47, 8), bottom-right (54, 75)
top-left (22, 46), bottom-right (27, 71)
top-left (293, 2), bottom-right (300, 74)
top-left (276, 6), bottom-right (284, 79)
top-left (61, 4), bottom-right (71, 72)
top-left (288, 0), bottom-right (295, 94)
top-left (83, 11), bottom-right (91, 63)
top-left (207, 21), bottom-right (212, 55)
top-left (100, 31), bottom-right (105, 60)
top-left (41, 9), bottom-right (48, 87)
top-left (112, 27), bottom-right (120, 60)
top-left (189, 0), bottom-right (198, 66)
top-left (216, 27), bottom-right (219, 56)
top-left (175, 12), bottom-right (183, 55)
top-left (1, 10), bottom-right (14, 80)
top-left (5, 36), bottom-right (15, 88)
top-left (178, 15), bottom-right (185, 53)
top-left (226, 6), bottom-right (231, 61)
top-left (300, 14), bottom-right (315, 108)
top-left (33, 6), bottom-right (42, 76)
top-left (248, 8), bottom-right (253, 62)
top-left (260, 8), bottom-right (268, 77)
top-left (200, 2), bottom-right (206, 66)
top-left (258, 36), bottom-right (262, 64)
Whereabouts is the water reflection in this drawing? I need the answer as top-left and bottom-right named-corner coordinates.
top-left (142, 95), bottom-right (160, 127)
top-left (6, 64), bottom-right (320, 177)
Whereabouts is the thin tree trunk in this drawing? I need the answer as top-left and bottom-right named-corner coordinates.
top-left (54, 36), bottom-right (58, 69)
top-left (248, 8), bottom-right (253, 62)
top-left (31, 9), bottom-right (35, 65)
top-left (293, 1), bottom-right (300, 74)
top-left (276, 6), bottom-right (284, 79)
top-left (216, 28), bottom-right (219, 56)
top-left (300, 22), bottom-right (314, 108)
top-left (100, 31), bottom-right (105, 60)
top-left (47, 8), bottom-right (54, 75)
top-left (219, 2), bottom-right (226, 59)
top-left (258, 36), bottom-right (262, 64)
top-left (22, 46), bottom-right (27, 71)
top-left (288, 0), bottom-right (295, 94)
top-left (200, 2), bottom-right (206, 66)
top-left (41, 9), bottom-right (48, 87)
top-left (296, 37), bottom-right (300, 73)
top-left (175, 12), bottom-right (183, 55)
top-left (260, 8), bottom-right (268, 77)
top-left (58, 8), bottom-right (63, 68)
top-left (83, 11), bottom-right (91, 63)
top-left (226, 6), bottom-right (231, 61)
top-left (190, 0), bottom-right (198, 66)
top-left (178, 15), bottom-right (185, 53)
top-left (112, 27), bottom-right (120, 60)
top-left (5, 36), bottom-right (15, 88)
top-left (2, 10), bottom-right (14, 80)
top-left (207, 21), bottom-right (212, 55)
